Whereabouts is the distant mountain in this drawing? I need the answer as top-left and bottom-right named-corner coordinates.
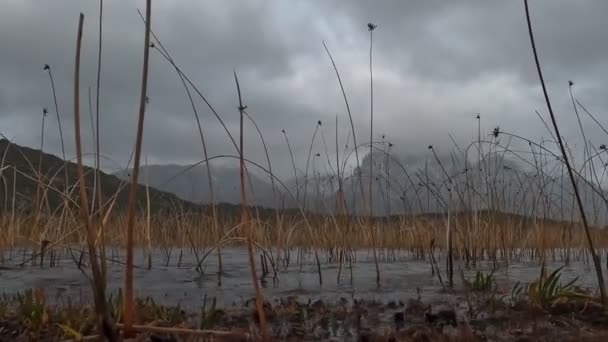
top-left (111, 145), bottom-right (608, 225)
top-left (113, 163), bottom-right (277, 208)
top-left (0, 139), bottom-right (199, 215)
top-left (286, 149), bottom-right (608, 225)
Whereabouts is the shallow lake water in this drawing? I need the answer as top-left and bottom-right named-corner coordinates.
top-left (0, 247), bottom-right (602, 309)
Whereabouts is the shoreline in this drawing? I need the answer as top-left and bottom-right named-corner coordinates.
top-left (2, 285), bottom-right (608, 341)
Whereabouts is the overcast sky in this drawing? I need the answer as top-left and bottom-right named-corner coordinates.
top-left (1, 0), bottom-right (608, 179)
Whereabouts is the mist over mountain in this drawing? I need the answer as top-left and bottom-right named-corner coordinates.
top-left (3, 132), bottom-right (606, 225)
top-left (113, 146), bottom-right (608, 225)
top-left (113, 162), bottom-right (277, 208)
top-left (0, 139), bottom-right (198, 214)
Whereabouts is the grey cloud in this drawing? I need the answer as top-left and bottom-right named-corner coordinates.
top-left (1, 0), bottom-right (608, 182)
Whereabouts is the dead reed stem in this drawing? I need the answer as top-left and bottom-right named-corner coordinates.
top-left (322, 41), bottom-right (366, 216)
top-left (72, 12), bottom-right (116, 341)
top-left (234, 71), bottom-right (268, 341)
top-left (124, 0), bottom-right (151, 336)
top-left (34, 108), bottom-right (46, 231)
top-left (115, 324), bottom-right (250, 339)
top-left (177, 64), bottom-right (223, 281)
top-left (95, 0), bottom-right (107, 282)
top-left (524, 0), bottom-right (606, 304)
top-left (244, 110), bottom-right (283, 276)
top-left (43, 65), bottom-right (68, 190)
top-left (368, 22), bottom-right (380, 286)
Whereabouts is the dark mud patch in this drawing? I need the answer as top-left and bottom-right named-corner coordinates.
top-left (2, 289), bottom-right (608, 341)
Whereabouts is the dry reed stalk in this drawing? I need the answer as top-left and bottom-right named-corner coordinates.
top-left (43, 65), bottom-right (69, 193)
top-left (161, 39), bottom-right (223, 281)
top-left (244, 111), bottom-right (282, 275)
top-left (145, 179), bottom-right (152, 270)
top-left (135, 19), bottom-right (247, 280)
top-left (524, 0), bottom-right (606, 304)
top-left (367, 22), bottom-right (380, 286)
top-left (123, 0), bottom-right (152, 336)
top-left (302, 121), bottom-right (321, 210)
top-left (446, 189), bottom-right (453, 286)
top-left (72, 12), bottom-right (117, 341)
top-left (322, 41), bottom-right (367, 214)
top-left (282, 129), bottom-right (300, 202)
top-left (94, 0), bottom-right (107, 283)
top-left (115, 323), bottom-right (250, 339)
top-left (10, 167), bottom-right (16, 246)
top-left (234, 71), bottom-right (268, 341)
top-left (136, 14), bottom-right (239, 154)
top-left (34, 108), bottom-right (47, 233)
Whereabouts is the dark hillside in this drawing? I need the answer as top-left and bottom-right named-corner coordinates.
top-left (0, 139), bottom-right (199, 215)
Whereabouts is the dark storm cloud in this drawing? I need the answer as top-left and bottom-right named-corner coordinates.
top-left (1, 0), bottom-right (607, 179)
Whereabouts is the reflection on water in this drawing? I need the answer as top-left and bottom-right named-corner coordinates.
top-left (0, 247), bottom-right (600, 308)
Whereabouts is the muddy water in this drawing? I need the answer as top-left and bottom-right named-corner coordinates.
top-left (0, 247), bottom-right (600, 309)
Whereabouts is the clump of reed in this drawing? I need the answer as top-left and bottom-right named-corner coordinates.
top-left (3, 209), bottom-right (608, 265)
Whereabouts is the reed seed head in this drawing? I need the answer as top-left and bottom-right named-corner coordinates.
top-left (492, 126), bottom-right (500, 138)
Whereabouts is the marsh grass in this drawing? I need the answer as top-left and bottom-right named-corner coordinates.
top-left (3, 210), bottom-right (608, 264)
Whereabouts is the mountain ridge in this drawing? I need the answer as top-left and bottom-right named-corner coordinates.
top-left (0, 138), bottom-right (199, 214)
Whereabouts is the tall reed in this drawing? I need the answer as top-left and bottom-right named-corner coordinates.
top-left (367, 22), bottom-right (380, 286)
top-left (72, 12), bottom-right (117, 341)
top-left (234, 71), bottom-right (268, 340)
top-left (524, 0), bottom-right (606, 304)
top-left (123, 0), bottom-right (151, 336)
top-left (94, 0), bottom-right (107, 281)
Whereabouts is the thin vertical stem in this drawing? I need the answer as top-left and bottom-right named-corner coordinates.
top-left (322, 41), bottom-right (366, 214)
top-left (234, 71), bottom-right (268, 341)
top-left (524, 0), bottom-right (605, 303)
top-left (95, 0), bottom-right (106, 281)
top-left (282, 129), bottom-right (299, 203)
top-left (73, 12), bottom-right (116, 341)
top-left (367, 23), bottom-right (380, 286)
top-left (447, 189), bottom-right (453, 287)
top-left (35, 109), bottom-right (46, 225)
top-left (44, 67), bottom-right (68, 189)
top-left (124, 0), bottom-right (151, 336)
top-left (303, 122), bottom-right (321, 210)
top-left (244, 110), bottom-right (281, 276)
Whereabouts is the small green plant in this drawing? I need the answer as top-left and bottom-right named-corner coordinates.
top-left (16, 288), bottom-right (48, 331)
top-left (199, 297), bottom-right (224, 329)
top-left (464, 270), bottom-right (496, 292)
top-left (509, 281), bottom-right (525, 305)
top-left (136, 296), bottom-right (187, 325)
top-left (524, 266), bottom-right (590, 308)
top-left (57, 323), bottom-right (83, 341)
top-left (0, 296), bottom-right (9, 318)
top-left (107, 289), bottom-right (123, 323)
